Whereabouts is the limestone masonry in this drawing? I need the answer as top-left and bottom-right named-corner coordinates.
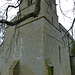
top-left (0, 0), bottom-right (73, 75)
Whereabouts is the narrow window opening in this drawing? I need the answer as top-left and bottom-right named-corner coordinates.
top-left (13, 61), bottom-right (20, 75)
top-left (59, 46), bottom-right (61, 63)
top-left (9, 60), bottom-right (19, 75)
top-left (49, 1), bottom-right (52, 9)
top-left (28, 0), bottom-right (32, 6)
top-left (51, 17), bottom-right (53, 24)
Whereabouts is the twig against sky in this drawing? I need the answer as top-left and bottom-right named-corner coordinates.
top-left (0, 0), bottom-right (41, 26)
top-left (62, 18), bottom-right (75, 39)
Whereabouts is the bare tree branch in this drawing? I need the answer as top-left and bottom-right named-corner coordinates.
top-left (0, 0), bottom-right (41, 26)
top-left (62, 18), bottom-right (75, 39)
top-left (6, 0), bottom-right (23, 19)
top-left (58, 0), bottom-right (72, 20)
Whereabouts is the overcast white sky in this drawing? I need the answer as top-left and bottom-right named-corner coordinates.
top-left (0, 0), bottom-right (74, 28)
top-left (56, 0), bottom-right (74, 29)
top-left (0, 0), bottom-right (19, 20)
top-left (0, 0), bottom-right (74, 36)
top-left (56, 0), bottom-right (75, 38)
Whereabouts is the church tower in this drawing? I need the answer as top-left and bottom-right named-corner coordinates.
top-left (19, 0), bottom-right (59, 28)
top-left (0, 0), bottom-right (72, 75)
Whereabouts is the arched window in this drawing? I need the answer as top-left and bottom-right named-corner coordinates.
top-left (9, 60), bottom-right (19, 75)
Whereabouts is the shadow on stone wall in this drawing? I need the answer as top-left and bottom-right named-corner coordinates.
top-left (70, 56), bottom-right (75, 75)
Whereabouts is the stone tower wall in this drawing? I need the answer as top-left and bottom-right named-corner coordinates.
top-left (0, 0), bottom-right (72, 75)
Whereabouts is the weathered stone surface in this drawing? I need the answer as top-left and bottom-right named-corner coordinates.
top-left (70, 56), bottom-right (75, 75)
top-left (0, 0), bottom-right (72, 75)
